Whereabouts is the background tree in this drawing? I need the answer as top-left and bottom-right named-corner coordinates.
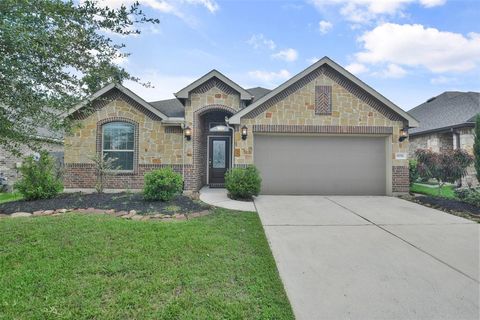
top-left (0, 0), bottom-right (159, 154)
top-left (415, 149), bottom-right (473, 194)
top-left (473, 114), bottom-right (480, 183)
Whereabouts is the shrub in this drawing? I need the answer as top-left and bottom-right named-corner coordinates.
top-left (14, 151), bottom-right (63, 200)
top-left (225, 165), bottom-right (261, 200)
top-left (143, 167), bottom-right (183, 201)
top-left (454, 188), bottom-right (480, 207)
top-left (409, 159), bottom-right (419, 186)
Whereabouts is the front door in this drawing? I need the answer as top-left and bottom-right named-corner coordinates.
top-left (208, 136), bottom-right (230, 184)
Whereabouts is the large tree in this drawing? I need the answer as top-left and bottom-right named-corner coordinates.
top-left (0, 0), bottom-right (158, 154)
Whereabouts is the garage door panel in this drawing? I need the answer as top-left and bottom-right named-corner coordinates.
top-left (254, 135), bottom-right (386, 195)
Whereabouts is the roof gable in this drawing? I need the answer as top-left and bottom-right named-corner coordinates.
top-left (175, 70), bottom-right (253, 100)
top-left (63, 83), bottom-right (169, 120)
top-left (229, 57), bottom-right (418, 127)
top-left (409, 91), bottom-right (480, 135)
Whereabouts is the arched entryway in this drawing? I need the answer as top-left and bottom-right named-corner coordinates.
top-left (193, 105), bottom-right (236, 189)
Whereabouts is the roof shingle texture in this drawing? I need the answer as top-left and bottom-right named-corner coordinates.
top-left (408, 91), bottom-right (479, 135)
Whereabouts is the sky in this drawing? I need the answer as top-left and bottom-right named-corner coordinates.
top-left (102, 0), bottom-right (480, 111)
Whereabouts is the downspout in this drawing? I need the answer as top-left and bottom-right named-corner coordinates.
top-left (225, 116), bottom-right (235, 169)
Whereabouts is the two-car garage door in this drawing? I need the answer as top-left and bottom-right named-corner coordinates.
top-left (254, 135), bottom-right (387, 195)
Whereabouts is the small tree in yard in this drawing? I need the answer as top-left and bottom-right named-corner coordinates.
top-left (415, 149), bottom-right (473, 194)
top-left (89, 153), bottom-right (120, 193)
top-left (473, 114), bottom-right (480, 183)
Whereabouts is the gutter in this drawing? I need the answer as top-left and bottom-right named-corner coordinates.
top-left (409, 122), bottom-right (475, 137)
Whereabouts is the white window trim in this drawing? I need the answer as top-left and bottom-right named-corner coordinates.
top-left (102, 122), bottom-right (135, 173)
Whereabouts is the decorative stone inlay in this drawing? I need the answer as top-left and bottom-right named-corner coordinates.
top-left (315, 85), bottom-right (332, 115)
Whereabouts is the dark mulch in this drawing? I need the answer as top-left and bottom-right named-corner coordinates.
top-left (0, 192), bottom-right (210, 215)
top-left (413, 195), bottom-right (480, 218)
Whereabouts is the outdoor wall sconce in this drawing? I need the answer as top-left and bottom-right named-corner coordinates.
top-left (184, 126), bottom-right (192, 141)
top-left (399, 127), bottom-right (408, 142)
top-left (241, 125), bottom-right (248, 140)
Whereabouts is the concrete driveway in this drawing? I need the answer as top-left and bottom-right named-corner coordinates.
top-left (255, 196), bottom-right (479, 320)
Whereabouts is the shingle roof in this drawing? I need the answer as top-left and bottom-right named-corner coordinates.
top-left (247, 87), bottom-right (271, 102)
top-left (149, 98), bottom-right (185, 117)
top-left (408, 91), bottom-right (480, 135)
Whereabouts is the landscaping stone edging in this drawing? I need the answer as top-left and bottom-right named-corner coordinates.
top-left (0, 208), bottom-right (211, 221)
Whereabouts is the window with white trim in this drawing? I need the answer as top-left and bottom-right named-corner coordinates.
top-left (102, 122), bottom-right (135, 171)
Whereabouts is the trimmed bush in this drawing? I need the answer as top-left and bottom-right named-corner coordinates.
top-left (143, 167), bottom-right (183, 201)
top-left (225, 165), bottom-right (261, 200)
top-left (14, 151), bottom-right (63, 200)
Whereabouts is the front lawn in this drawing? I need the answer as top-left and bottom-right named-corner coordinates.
top-left (0, 192), bottom-right (23, 204)
top-left (0, 210), bottom-right (293, 319)
top-left (410, 183), bottom-right (456, 199)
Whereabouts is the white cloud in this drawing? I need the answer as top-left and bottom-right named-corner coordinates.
top-left (345, 62), bottom-right (368, 74)
top-left (248, 69), bottom-right (291, 85)
top-left (377, 63), bottom-right (407, 78)
top-left (420, 0), bottom-right (446, 8)
top-left (112, 55), bottom-right (129, 66)
top-left (309, 0), bottom-right (446, 24)
top-left (319, 20), bottom-right (333, 34)
top-left (430, 75), bottom-right (457, 84)
top-left (123, 72), bottom-right (196, 101)
top-left (355, 23), bottom-right (480, 73)
top-left (271, 48), bottom-right (298, 62)
top-left (247, 34), bottom-right (276, 50)
top-left (307, 57), bottom-right (320, 64)
top-left (97, 0), bottom-right (219, 21)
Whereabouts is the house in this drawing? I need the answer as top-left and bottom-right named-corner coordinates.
top-left (0, 128), bottom-right (63, 191)
top-left (408, 91), bottom-right (480, 186)
top-left (63, 56), bottom-right (418, 195)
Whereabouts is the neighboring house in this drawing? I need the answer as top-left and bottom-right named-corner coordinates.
top-left (408, 91), bottom-right (480, 186)
top-left (0, 127), bottom-right (63, 191)
top-left (63, 56), bottom-right (418, 195)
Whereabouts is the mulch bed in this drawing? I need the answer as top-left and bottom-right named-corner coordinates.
top-left (411, 195), bottom-right (480, 221)
top-left (0, 192), bottom-right (210, 215)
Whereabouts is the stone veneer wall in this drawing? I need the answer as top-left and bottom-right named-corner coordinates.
top-left (234, 69), bottom-right (410, 194)
top-left (0, 142), bottom-right (63, 191)
top-left (458, 127), bottom-right (478, 187)
top-left (409, 132), bottom-right (453, 157)
top-left (409, 127), bottom-right (478, 187)
top-left (183, 85), bottom-right (242, 190)
top-left (64, 94), bottom-right (187, 190)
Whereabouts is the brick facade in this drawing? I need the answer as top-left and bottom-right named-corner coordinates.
top-left (392, 166), bottom-right (409, 193)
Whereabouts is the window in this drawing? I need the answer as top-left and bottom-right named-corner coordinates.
top-left (209, 122), bottom-right (229, 132)
top-left (102, 122), bottom-right (135, 171)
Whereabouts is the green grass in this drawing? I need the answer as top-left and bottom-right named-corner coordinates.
top-left (0, 209), bottom-right (293, 320)
top-left (0, 192), bottom-right (23, 204)
top-left (410, 183), bottom-right (456, 199)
